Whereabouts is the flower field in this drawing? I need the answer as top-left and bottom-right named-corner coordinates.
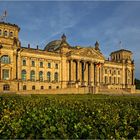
top-left (0, 94), bottom-right (140, 139)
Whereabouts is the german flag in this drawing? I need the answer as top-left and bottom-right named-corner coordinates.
top-left (96, 62), bottom-right (101, 67)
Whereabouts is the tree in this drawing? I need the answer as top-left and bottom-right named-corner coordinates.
top-left (135, 78), bottom-right (140, 89)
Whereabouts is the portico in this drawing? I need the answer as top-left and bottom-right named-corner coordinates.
top-left (67, 58), bottom-right (104, 87)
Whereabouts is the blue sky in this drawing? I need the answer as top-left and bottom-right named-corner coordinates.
top-left (0, 1), bottom-right (140, 79)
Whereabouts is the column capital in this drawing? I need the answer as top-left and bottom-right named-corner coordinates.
top-left (80, 60), bottom-right (87, 63)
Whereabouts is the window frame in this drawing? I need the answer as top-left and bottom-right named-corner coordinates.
top-left (9, 31), bottom-right (13, 37)
top-left (30, 70), bottom-right (35, 81)
top-left (3, 84), bottom-right (10, 91)
top-left (21, 70), bottom-right (26, 81)
top-left (48, 62), bottom-right (51, 68)
top-left (2, 69), bottom-right (9, 80)
top-left (55, 63), bottom-right (58, 69)
top-left (31, 60), bottom-right (35, 67)
top-left (40, 62), bottom-right (43, 68)
top-left (47, 71), bottom-right (51, 82)
top-left (4, 30), bottom-right (8, 36)
top-left (54, 72), bottom-right (58, 82)
top-left (1, 55), bottom-right (10, 64)
top-left (23, 85), bottom-right (26, 90)
top-left (22, 59), bottom-right (26, 66)
top-left (32, 85), bottom-right (35, 90)
top-left (39, 71), bottom-right (43, 81)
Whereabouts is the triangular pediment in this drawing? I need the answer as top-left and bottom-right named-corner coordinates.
top-left (67, 48), bottom-right (105, 60)
top-left (2, 63), bottom-right (12, 68)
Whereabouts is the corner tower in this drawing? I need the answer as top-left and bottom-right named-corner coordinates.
top-left (110, 49), bottom-right (132, 63)
top-left (0, 22), bottom-right (20, 48)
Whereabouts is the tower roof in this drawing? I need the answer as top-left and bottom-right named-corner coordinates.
top-left (0, 22), bottom-right (20, 31)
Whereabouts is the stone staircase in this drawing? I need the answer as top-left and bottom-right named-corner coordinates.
top-left (98, 88), bottom-right (130, 94)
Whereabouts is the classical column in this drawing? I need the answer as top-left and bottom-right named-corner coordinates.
top-left (132, 69), bottom-right (134, 85)
top-left (77, 60), bottom-right (80, 81)
top-left (36, 59), bottom-right (39, 81)
top-left (84, 62), bottom-right (88, 83)
top-left (95, 64), bottom-right (99, 86)
top-left (125, 68), bottom-right (127, 86)
top-left (100, 64), bottom-right (104, 85)
top-left (27, 57), bottom-right (31, 81)
top-left (81, 61), bottom-right (86, 82)
top-left (69, 60), bottom-right (71, 81)
top-left (17, 52), bottom-right (21, 80)
top-left (80, 61), bottom-right (82, 82)
top-left (73, 61), bottom-right (76, 82)
top-left (67, 60), bottom-right (69, 83)
top-left (84, 62), bottom-right (87, 82)
top-left (90, 62), bottom-right (94, 86)
top-left (70, 60), bottom-right (74, 82)
top-left (88, 63), bottom-right (90, 84)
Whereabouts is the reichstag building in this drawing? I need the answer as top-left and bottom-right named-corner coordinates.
top-left (0, 22), bottom-right (135, 94)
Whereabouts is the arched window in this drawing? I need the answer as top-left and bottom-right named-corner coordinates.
top-left (55, 63), bottom-right (58, 69)
top-left (47, 72), bottom-right (51, 82)
top-left (31, 61), bottom-right (35, 67)
top-left (41, 86), bottom-right (44, 90)
top-left (23, 85), bottom-right (26, 90)
top-left (22, 59), bottom-right (26, 66)
top-left (56, 86), bottom-right (59, 89)
top-left (4, 30), bottom-right (8, 36)
top-left (49, 86), bottom-right (51, 89)
top-left (9, 32), bottom-right (13, 37)
top-left (39, 71), bottom-right (43, 81)
top-left (48, 63), bottom-right (51, 68)
top-left (30, 70), bottom-right (35, 81)
top-left (54, 72), bottom-right (58, 82)
top-left (40, 62), bottom-right (43, 68)
top-left (21, 70), bottom-right (26, 81)
top-left (1, 55), bottom-right (10, 64)
top-left (3, 84), bottom-right (10, 91)
top-left (0, 29), bottom-right (2, 36)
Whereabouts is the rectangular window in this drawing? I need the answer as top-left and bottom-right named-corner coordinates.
top-left (3, 69), bottom-right (9, 80)
top-left (118, 77), bottom-right (120, 84)
top-left (3, 84), bottom-right (10, 91)
top-left (118, 70), bottom-right (120, 75)
top-left (105, 76), bottom-right (107, 84)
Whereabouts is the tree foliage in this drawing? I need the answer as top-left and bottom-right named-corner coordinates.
top-left (135, 78), bottom-right (140, 89)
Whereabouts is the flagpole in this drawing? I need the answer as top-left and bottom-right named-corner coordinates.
top-left (0, 10), bottom-right (7, 22)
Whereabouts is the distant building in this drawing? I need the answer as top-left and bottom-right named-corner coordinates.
top-left (0, 22), bottom-right (135, 94)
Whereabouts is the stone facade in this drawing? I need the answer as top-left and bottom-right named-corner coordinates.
top-left (0, 22), bottom-right (135, 94)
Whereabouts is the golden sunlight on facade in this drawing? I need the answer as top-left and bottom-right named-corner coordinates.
top-left (0, 22), bottom-right (135, 94)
